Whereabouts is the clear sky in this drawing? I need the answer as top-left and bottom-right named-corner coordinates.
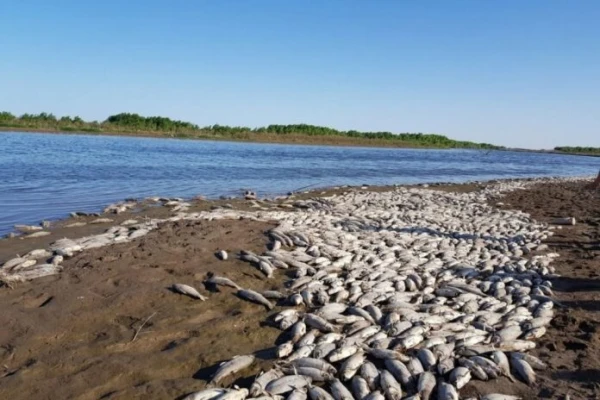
top-left (1, 1), bottom-right (598, 149)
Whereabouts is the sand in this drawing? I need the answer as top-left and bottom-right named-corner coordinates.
top-left (0, 180), bottom-right (598, 399)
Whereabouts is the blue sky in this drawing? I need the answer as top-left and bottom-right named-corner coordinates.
top-left (1, 1), bottom-right (598, 149)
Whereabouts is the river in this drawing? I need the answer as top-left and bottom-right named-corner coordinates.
top-left (1, 131), bottom-right (597, 235)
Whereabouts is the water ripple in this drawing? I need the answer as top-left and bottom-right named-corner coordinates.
top-left (0, 132), bottom-right (597, 235)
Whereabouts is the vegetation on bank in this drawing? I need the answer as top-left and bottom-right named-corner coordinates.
top-left (0, 111), bottom-right (503, 149)
top-left (555, 146), bottom-right (600, 154)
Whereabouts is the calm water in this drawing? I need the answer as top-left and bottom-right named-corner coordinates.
top-left (1, 132), bottom-right (597, 235)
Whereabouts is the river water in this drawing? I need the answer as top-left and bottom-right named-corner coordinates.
top-left (1, 131), bottom-right (597, 235)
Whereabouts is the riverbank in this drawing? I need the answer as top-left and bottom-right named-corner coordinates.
top-left (0, 178), bottom-right (598, 399)
top-left (4, 127), bottom-right (599, 160)
top-left (0, 127), bottom-right (485, 149)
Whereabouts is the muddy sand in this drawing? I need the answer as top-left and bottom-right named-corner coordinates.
top-left (0, 180), bottom-right (598, 400)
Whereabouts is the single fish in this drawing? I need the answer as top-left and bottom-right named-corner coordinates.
top-left (210, 355), bottom-right (255, 384)
top-left (237, 289), bottom-right (274, 310)
top-left (172, 283), bottom-right (206, 300)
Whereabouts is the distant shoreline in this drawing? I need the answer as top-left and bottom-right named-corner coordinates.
top-left (0, 126), bottom-right (485, 150)
top-left (1, 126), bottom-right (598, 157)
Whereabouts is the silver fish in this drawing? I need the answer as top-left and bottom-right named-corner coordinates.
top-left (238, 289), bottom-right (274, 310)
top-left (211, 355), bottom-right (255, 384)
top-left (417, 371), bottom-right (436, 400)
top-left (250, 369), bottom-right (284, 397)
top-left (340, 351), bottom-right (366, 380)
top-left (206, 275), bottom-right (242, 290)
top-left (330, 378), bottom-right (355, 400)
top-left (359, 361), bottom-right (379, 389)
top-left (183, 388), bottom-right (229, 400)
top-left (379, 370), bottom-right (402, 400)
top-left (352, 375), bottom-right (371, 400)
top-left (510, 358), bottom-right (536, 384)
top-left (265, 376), bottom-right (312, 395)
top-left (449, 366), bottom-right (471, 389)
top-left (308, 387), bottom-right (335, 400)
top-left (437, 381), bottom-right (458, 400)
top-left (172, 283), bottom-right (206, 300)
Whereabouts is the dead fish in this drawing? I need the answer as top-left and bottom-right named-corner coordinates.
top-left (172, 283), bottom-right (206, 300)
top-left (2, 257), bottom-right (26, 270)
top-left (263, 290), bottom-right (287, 299)
top-left (250, 369), bottom-right (284, 396)
top-left (313, 342), bottom-right (337, 359)
top-left (330, 378), bottom-right (355, 400)
top-left (287, 345), bottom-right (315, 361)
top-left (510, 357), bottom-right (536, 384)
top-left (214, 388), bottom-right (249, 400)
top-left (9, 259), bottom-right (36, 271)
top-left (416, 348), bottom-right (437, 371)
top-left (449, 366), bottom-right (471, 389)
top-left (25, 231), bottom-right (50, 238)
top-left (491, 351), bottom-right (515, 381)
top-left (206, 275), bottom-right (242, 290)
top-left (384, 359), bottom-right (414, 390)
top-left (458, 358), bottom-right (488, 381)
top-left (305, 313), bottom-right (336, 333)
top-left (497, 340), bottom-right (536, 352)
top-left (521, 326), bottom-right (546, 340)
top-left (510, 352), bottom-right (547, 370)
top-left (359, 361), bottom-right (379, 389)
top-left (258, 260), bottom-right (275, 278)
top-left (50, 255), bottom-right (64, 265)
top-left (237, 289), bottom-right (274, 310)
top-left (436, 357), bottom-right (455, 376)
top-left (379, 369), bottom-right (403, 400)
top-left (277, 312), bottom-right (301, 330)
top-left (183, 388), bottom-right (229, 400)
top-left (14, 224), bottom-right (43, 233)
top-left (287, 390), bottom-right (308, 400)
top-left (289, 293), bottom-right (304, 306)
top-left (366, 348), bottom-right (409, 362)
top-left (351, 375), bottom-right (371, 400)
top-left (308, 386), bottom-right (335, 400)
top-left (363, 391), bottom-right (385, 400)
top-left (290, 321), bottom-right (307, 342)
top-left (25, 249), bottom-right (52, 259)
top-left (265, 375), bottom-right (312, 395)
top-left (277, 342), bottom-right (294, 358)
top-left (211, 355), bottom-right (255, 384)
top-left (240, 251), bottom-right (261, 263)
top-left (406, 357), bottom-right (425, 377)
top-left (281, 366), bottom-right (333, 382)
top-left (417, 371), bottom-right (436, 400)
top-left (340, 351), bottom-right (366, 380)
top-left (250, 396), bottom-right (284, 400)
top-left (290, 358), bottom-right (337, 374)
top-left (329, 346), bottom-right (359, 363)
top-left (437, 381), bottom-right (458, 400)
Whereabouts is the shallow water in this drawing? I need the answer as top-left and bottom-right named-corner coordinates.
top-left (1, 131), bottom-right (597, 235)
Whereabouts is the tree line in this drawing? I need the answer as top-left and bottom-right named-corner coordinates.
top-left (0, 111), bottom-right (502, 149)
top-left (554, 146), bottom-right (600, 154)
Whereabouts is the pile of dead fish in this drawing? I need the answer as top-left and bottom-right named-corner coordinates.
top-left (0, 177), bottom-right (582, 397)
top-left (0, 218), bottom-right (161, 283)
top-left (182, 180), bottom-right (565, 400)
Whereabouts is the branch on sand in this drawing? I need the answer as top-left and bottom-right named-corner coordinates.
top-left (130, 312), bottom-right (157, 343)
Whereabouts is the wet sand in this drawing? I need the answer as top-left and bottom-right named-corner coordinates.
top-left (0, 180), bottom-right (598, 399)
top-left (491, 181), bottom-right (600, 399)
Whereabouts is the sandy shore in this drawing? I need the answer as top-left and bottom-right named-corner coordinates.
top-left (0, 179), bottom-right (598, 399)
